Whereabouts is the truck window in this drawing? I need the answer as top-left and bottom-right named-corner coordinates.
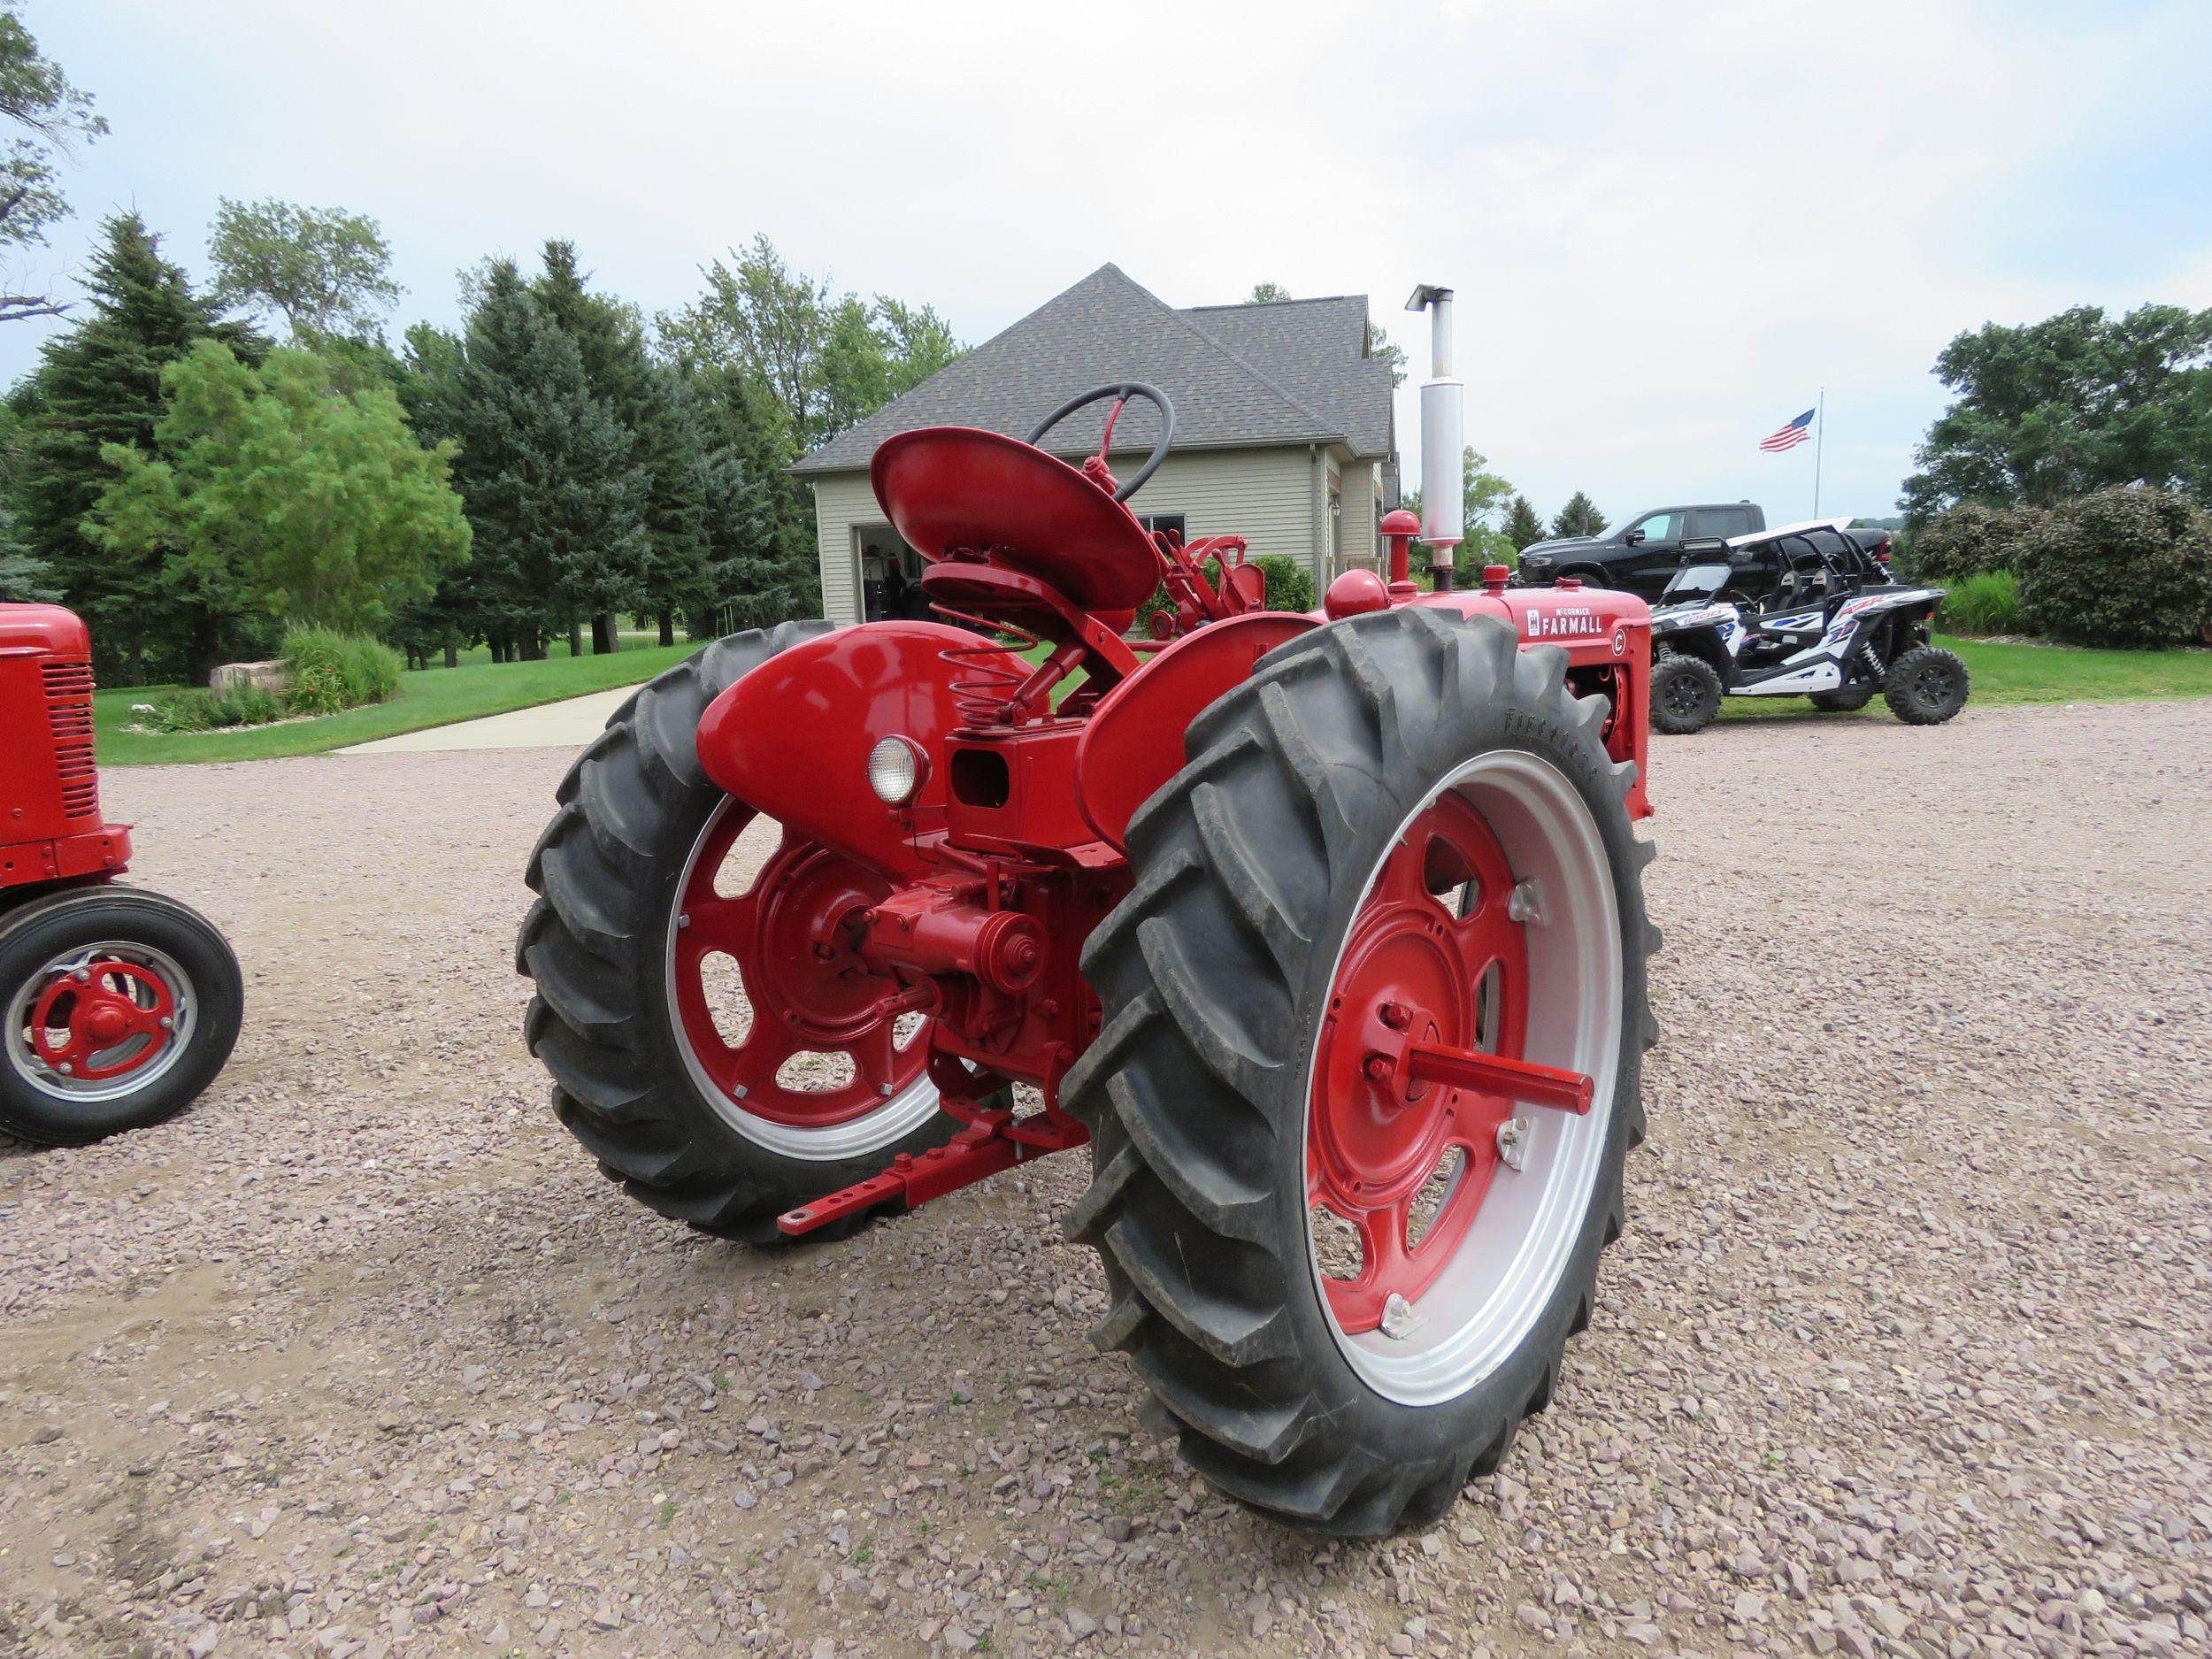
top-left (1631, 511), bottom-right (1682, 542)
top-left (1688, 506), bottom-right (1754, 538)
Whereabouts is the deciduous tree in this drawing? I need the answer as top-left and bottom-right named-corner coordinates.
top-left (1901, 303), bottom-right (2212, 522)
top-left (206, 196), bottom-right (402, 341)
top-left (0, 1), bottom-right (105, 323)
top-left (85, 342), bottom-right (470, 667)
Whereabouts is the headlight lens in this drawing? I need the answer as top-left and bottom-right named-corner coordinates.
top-left (866, 736), bottom-right (924, 805)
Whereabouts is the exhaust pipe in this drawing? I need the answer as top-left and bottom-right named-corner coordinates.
top-left (1405, 284), bottom-right (1463, 592)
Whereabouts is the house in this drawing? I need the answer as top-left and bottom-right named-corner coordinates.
top-left (790, 264), bottom-right (1398, 625)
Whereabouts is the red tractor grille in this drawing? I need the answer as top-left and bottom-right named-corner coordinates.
top-left (41, 658), bottom-right (100, 822)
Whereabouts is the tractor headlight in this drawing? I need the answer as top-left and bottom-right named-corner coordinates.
top-left (866, 736), bottom-right (926, 806)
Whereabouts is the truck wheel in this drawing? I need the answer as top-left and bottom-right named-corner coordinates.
top-left (1065, 608), bottom-right (1655, 1535)
top-left (1884, 646), bottom-right (1969, 725)
top-left (1648, 649), bottom-right (1723, 734)
top-left (0, 887), bottom-right (242, 1146)
top-left (1808, 689), bottom-right (1874, 713)
top-left (518, 623), bottom-right (962, 1244)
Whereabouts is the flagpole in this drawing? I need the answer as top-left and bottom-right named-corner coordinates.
top-left (1813, 387), bottom-right (1824, 518)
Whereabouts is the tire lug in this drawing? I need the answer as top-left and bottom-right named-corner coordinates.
top-left (1508, 879), bottom-right (1545, 926)
top-left (1496, 1114), bottom-right (1532, 1171)
top-left (1379, 1293), bottom-right (1425, 1340)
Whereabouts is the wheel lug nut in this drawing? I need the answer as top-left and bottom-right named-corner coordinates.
top-left (1362, 1053), bottom-right (1393, 1083)
top-left (1379, 1002), bottom-right (1410, 1030)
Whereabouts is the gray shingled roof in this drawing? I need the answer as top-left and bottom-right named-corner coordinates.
top-left (790, 265), bottom-right (1394, 475)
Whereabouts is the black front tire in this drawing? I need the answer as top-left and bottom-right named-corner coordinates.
top-left (518, 622), bottom-right (961, 1244)
top-left (1064, 608), bottom-right (1656, 1535)
top-left (1884, 645), bottom-right (1970, 725)
top-left (0, 887), bottom-right (242, 1147)
top-left (1648, 648), bottom-right (1724, 735)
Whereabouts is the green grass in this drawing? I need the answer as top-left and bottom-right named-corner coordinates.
top-left (1717, 634), bottom-right (2212, 722)
top-left (96, 642), bottom-right (697, 765)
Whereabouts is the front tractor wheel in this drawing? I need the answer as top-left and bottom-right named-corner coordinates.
top-left (1065, 608), bottom-right (1655, 1535)
top-left (0, 887), bottom-right (242, 1146)
top-left (518, 623), bottom-right (956, 1242)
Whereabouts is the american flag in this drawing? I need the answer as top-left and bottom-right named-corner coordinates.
top-left (1760, 408), bottom-right (1816, 453)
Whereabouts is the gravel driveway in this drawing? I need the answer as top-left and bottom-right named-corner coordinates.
top-left (3, 699), bottom-right (2207, 1659)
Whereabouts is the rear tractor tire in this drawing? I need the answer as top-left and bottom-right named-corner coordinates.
top-left (1064, 606), bottom-right (1656, 1536)
top-left (518, 622), bottom-right (961, 1243)
top-left (1884, 645), bottom-right (1969, 726)
top-left (1648, 648), bottom-right (1723, 735)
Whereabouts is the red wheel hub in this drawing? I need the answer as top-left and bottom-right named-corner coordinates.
top-left (30, 959), bottom-right (176, 1082)
top-left (1310, 795), bottom-right (1542, 1335)
top-left (672, 810), bottom-right (926, 1129)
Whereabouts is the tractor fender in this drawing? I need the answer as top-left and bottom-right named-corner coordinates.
top-left (696, 620), bottom-right (1027, 879)
top-left (1074, 611), bottom-right (1317, 850)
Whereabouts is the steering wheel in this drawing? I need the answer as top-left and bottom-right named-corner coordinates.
top-left (1026, 382), bottom-right (1175, 503)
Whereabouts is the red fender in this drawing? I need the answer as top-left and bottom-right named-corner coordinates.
top-left (697, 622), bottom-right (1026, 879)
top-left (1074, 611), bottom-right (1318, 850)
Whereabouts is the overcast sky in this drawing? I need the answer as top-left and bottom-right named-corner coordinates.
top-left (7, 0), bottom-right (2208, 526)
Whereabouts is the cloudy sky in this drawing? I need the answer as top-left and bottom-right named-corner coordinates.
top-left (7, 0), bottom-right (2208, 525)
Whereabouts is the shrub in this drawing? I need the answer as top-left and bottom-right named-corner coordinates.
top-left (1935, 570), bottom-right (2022, 636)
top-left (1251, 555), bottom-right (1315, 614)
top-left (1904, 503), bottom-right (2046, 583)
top-left (280, 624), bottom-right (403, 715)
top-left (2015, 487), bottom-right (2212, 649)
top-left (142, 683), bottom-right (286, 733)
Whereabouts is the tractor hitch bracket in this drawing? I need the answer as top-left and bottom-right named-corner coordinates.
top-left (776, 1106), bottom-right (1088, 1237)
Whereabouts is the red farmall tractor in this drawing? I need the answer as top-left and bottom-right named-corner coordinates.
top-left (0, 604), bottom-right (243, 1145)
top-left (519, 381), bottom-right (1658, 1535)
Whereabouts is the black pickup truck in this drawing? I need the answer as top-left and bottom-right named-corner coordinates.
top-left (1516, 504), bottom-right (1897, 601)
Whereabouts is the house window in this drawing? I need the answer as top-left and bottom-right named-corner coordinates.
top-left (1135, 513), bottom-right (1187, 546)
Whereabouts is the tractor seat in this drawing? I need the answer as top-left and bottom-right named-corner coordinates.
top-left (871, 426), bottom-right (1164, 614)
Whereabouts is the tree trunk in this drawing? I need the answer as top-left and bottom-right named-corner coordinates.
top-left (567, 620), bottom-right (584, 658)
top-left (592, 612), bottom-right (618, 655)
top-left (657, 611), bottom-right (675, 648)
top-left (520, 625), bottom-right (545, 661)
top-left (443, 639), bottom-right (458, 670)
top-left (188, 612), bottom-right (225, 690)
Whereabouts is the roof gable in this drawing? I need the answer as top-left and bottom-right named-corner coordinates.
top-left (792, 265), bottom-right (1393, 474)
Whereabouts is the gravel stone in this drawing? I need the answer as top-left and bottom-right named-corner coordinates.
top-left (1, 703), bottom-right (2207, 1657)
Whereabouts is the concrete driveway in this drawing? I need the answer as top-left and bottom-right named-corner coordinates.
top-left (337, 685), bottom-right (630, 753)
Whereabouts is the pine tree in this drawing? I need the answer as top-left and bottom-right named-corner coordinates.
top-left (684, 361), bottom-right (816, 633)
top-left (533, 241), bottom-right (706, 649)
top-left (1504, 495), bottom-right (1545, 550)
top-left (15, 213), bottom-right (259, 681)
top-left (422, 259), bottom-right (647, 659)
top-left (1550, 491), bottom-right (1607, 539)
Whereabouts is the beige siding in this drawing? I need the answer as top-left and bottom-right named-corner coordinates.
top-left (810, 474), bottom-right (880, 624)
top-left (1336, 457), bottom-right (1379, 575)
top-left (808, 446), bottom-right (1320, 623)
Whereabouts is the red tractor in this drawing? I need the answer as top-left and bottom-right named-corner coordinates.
top-left (0, 603), bottom-right (242, 1145)
top-left (519, 384), bottom-right (1658, 1535)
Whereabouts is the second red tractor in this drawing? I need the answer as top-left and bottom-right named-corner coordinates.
top-left (520, 384), bottom-right (1658, 1535)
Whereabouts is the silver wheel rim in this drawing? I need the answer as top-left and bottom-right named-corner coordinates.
top-left (5, 939), bottom-right (197, 1104)
top-left (1304, 751), bottom-right (1624, 1407)
top-left (664, 798), bottom-right (941, 1162)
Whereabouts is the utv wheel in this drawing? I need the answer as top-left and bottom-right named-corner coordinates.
top-left (1064, 608), bottom-right (1655, 1535)
top-left (518, 623), bottom-right (960, 1243)
top-left (1808, 689), bottom-right (1874, 713)
top-left (1884, 645), bottom-right (1969, 726)
top-left (1648, 649), bottom-right (1723, 735)
top-left (0, 887), bottom-right (242, 1147)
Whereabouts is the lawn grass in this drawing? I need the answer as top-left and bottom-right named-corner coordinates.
top-left (1717, 634), bottom-right (2212, 722)
top-left (96, 641), bottom-right (697, 765)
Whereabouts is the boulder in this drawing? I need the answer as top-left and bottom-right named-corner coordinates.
top-left (209, 660), bottom-right (291, 694)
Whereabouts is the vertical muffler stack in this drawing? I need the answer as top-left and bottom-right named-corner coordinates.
top-left (1405, 284), bottom-right (1464, 590)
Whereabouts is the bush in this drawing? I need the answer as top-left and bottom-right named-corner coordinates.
top-left (1904, 503), bottom-right (2046, 583)
top-left (2015, 488), bottom-right (2212, 649)
top-left (280, 625), bottom-right (403, 715)
top-left (1935, 570), bottom-right (2022, 636)
top-left (141, 683), bottom-right (286, 733)
top-left (1251, 555), bottom-right (1315, 614)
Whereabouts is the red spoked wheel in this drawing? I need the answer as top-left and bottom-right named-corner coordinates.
top-left (666, 801), bottom-right (936, 1159)
top-left (27, 955), bottom-right (179, 1085)
top-left (1303, 749), bottom-right (1621, 1407)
